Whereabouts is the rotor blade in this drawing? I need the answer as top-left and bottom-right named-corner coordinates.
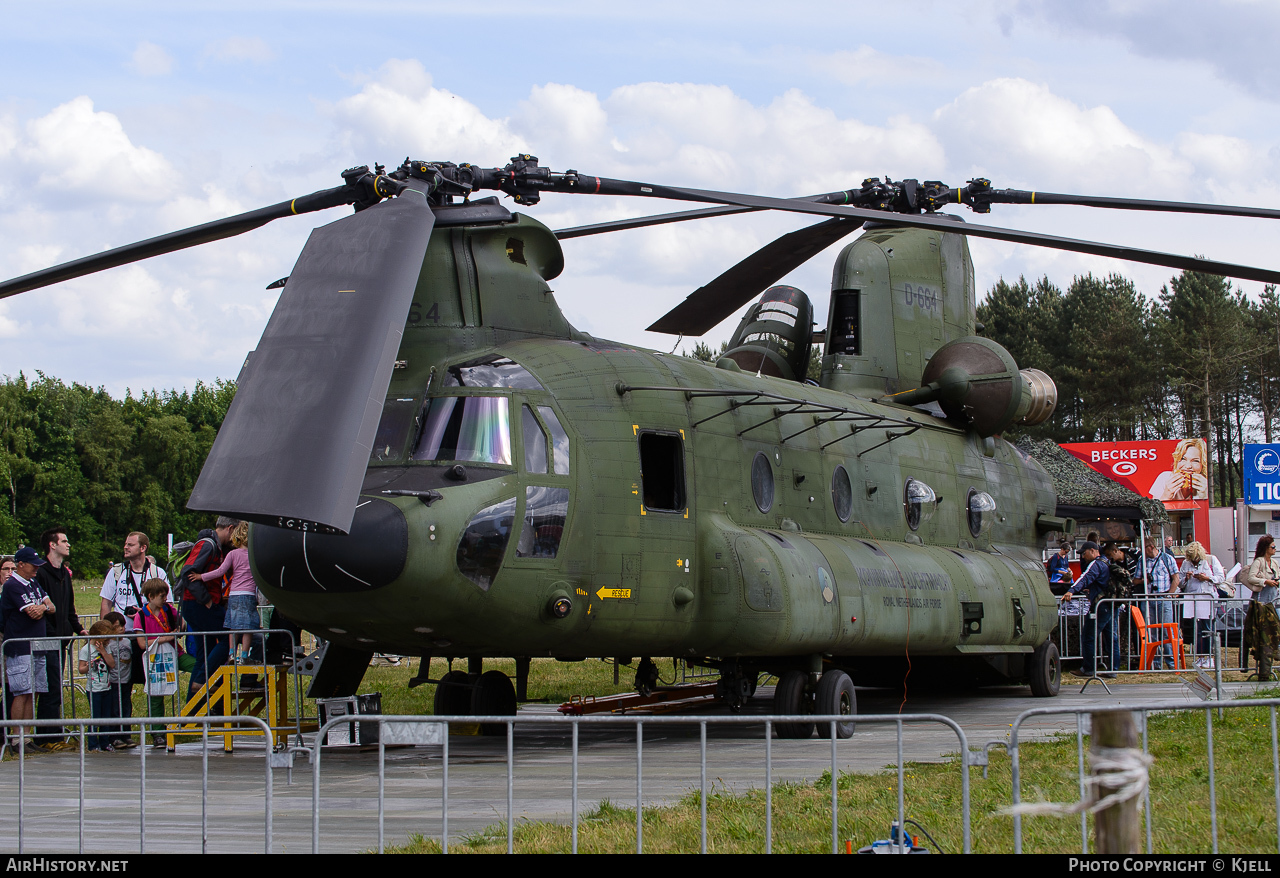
top-left (603, 181), bottom-right (1280, 287)
top-left (0, 185), bottom-right (357, 299)
top-left (648, 218), bottom-right (858, 335)
top-left (980, 188), bottom-right (1280, 220)
top-left (187, 186), bottom-right (436, 534)
top-left (555, 205), bottom-right (757, 239)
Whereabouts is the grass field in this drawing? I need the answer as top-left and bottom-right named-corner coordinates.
top-left (64, 579), bottom-right (1280, 853)
top-left (385, 697), bottom-right (1280, 854)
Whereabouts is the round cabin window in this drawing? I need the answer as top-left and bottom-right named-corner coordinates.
top-left (967, 488), bottom-right (997, 538)
top-left (904, 478), bottom-right (937, 531)
top-left (751, 452), bottom-right (775, 513)
top-left (831, 465), bottom-right (853, 523)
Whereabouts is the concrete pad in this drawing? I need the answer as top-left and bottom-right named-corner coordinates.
top-left (0, 678), bottom-right (1260, 853)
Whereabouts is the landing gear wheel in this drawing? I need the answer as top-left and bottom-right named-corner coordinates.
top-left (815, 670), bottom-right (857, 738)
top-left (472, 670), bottom-right (517, 736)
top-left (434, 670), bottom-right (475, 716)
top-left (773, 670), bottom-right (815, 739)
top-left (1029, 639), bottom-right (1061, 697)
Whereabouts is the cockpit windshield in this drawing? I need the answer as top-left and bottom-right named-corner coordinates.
top-left (413, 396), bottom-right (513, 465)
top-left (370, 397), bottom-right (420, 463)
top-left (444, 356), bottom-right (543, 390)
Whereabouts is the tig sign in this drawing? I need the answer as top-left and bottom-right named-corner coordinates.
top-left (1244, 443), bottom-right (1280, 506)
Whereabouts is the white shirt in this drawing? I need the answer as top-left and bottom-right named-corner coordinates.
top-left (100, 560), bottom-right (171, 625)
top-left (1178, 555), bottom-right (1224, 620)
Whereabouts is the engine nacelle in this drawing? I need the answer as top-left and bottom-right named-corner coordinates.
top-left (891, 336), bottom-right (1058, 436)
top-left (721, 285), bottom-right (814, 383)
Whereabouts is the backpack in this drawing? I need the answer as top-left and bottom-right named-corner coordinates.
top-left (169, 536), bottom-right (228, 604)
top-left (1104, 559), bottom-right (1134, 600)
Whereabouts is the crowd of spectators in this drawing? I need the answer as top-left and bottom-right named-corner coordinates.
top-left (1052, 532), bottom-right (1280, 679)
top-left (0, 517), bottom-right (266, 752)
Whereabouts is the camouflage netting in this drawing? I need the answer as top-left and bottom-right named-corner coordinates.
top-left (1015, 436), bottom-right (1169, 523)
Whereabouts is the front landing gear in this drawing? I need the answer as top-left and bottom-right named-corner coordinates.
top-left (815, 670), bottom-right (857, 738)
top-left (434, 670), bottom-right (474, 716)
top-left (432, 666), bottom-right (518, 735)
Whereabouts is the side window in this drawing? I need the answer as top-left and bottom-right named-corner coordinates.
top-left (639, 432), bottom-right (686, 513)
top-left (516, 486), bottom-right (569, 559)
top-left (522, 405), bottom-right (548, 474)
top-left (370, 397), bottom-right (419, 462)
top-left (539, 406), bottom-right (570, 475)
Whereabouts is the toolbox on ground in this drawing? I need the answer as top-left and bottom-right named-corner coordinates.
top-left (317, 692), bottom-right (382, 745)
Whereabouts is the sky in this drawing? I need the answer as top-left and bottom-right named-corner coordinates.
top-left (2, 0), bottom-right (1280, 396)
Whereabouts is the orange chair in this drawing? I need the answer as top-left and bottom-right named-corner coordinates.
top-left (1130, 604), bottom-right (1185, 671)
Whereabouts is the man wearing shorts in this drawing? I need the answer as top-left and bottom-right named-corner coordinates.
top-left (1, 546), bottom-right (55, 750)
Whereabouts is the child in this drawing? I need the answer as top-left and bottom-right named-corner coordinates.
top-left (198, 521), bottom-right (260, 663)
top-left (101, 612), bottom-right (134, 749)
top-left (77, 621), bottom-right (117, 751)
top-left (136, 577), bottom-right (191, 746)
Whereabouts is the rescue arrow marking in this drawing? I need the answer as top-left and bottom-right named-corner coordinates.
top-left (596, 586), bottom-right (632, 600)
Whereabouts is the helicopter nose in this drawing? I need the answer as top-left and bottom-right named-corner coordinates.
top-left (251, 497), bottom-right (409, 592)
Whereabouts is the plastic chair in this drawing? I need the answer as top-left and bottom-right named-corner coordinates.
top-left (1130, 604), bottom-right (1185, 671)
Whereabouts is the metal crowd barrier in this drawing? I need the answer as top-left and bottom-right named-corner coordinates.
top-left (0, 715), bottom-right (273, 854)
top-left (1009, 697), bottom-right (1280, 855)
top-left (1055, 593), bottom-right (1255, 677)
top-left (0, 629), bottom-right (309, 747)
top-left (6, 699), bottom-right (1279, 854)
top-left (306, 711), bottom-right (973, 855)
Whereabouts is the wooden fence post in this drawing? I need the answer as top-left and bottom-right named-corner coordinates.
top-left (1093, 709), bottom-right (1141, 853)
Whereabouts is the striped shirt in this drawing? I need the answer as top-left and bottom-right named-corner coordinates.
top-left (1144, 552), bottom-right (1178, 594)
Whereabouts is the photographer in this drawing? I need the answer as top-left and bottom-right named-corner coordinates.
top-left (99, 532), bottom-right (170, 629)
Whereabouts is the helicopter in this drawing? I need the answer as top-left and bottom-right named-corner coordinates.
top-left (5, 155), bottom-right (1280, 738)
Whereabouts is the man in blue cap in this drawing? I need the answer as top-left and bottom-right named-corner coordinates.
top-left (1061, 540), bottom-right (1120, 678)
top-left (1, 546), bottom-right (56, 749)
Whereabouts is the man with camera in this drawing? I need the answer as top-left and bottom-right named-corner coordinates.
top-left (99, 532), bottom-right (170, 746)
top-left (100, 532), bottom-right (170, 625)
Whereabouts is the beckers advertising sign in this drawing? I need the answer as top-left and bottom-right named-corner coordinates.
top-left (1060, 439), bottom-right (1209, 506)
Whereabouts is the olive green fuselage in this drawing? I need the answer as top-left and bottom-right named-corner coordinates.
top-left (251, 210), bottom-right (1058, 676)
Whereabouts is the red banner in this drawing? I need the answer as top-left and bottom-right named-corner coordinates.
top-left (1060, 439), bottom-right (1209, 502)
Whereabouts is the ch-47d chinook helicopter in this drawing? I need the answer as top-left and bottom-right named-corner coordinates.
top-left (6, 156), bottom-right (1280, 737)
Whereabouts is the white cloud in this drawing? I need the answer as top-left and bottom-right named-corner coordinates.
top-left (127, 41), bottom-right (174, 77)
top-left (330, 60), bottom-right (526, 160)
top-left (204, 36), bottom-right (275, 64)
top-left (933, 78), bottom-right (1190, 192)
top-left (13, 97), bottom-right (177, 203)
top-left (602, 84), bottom-right (944, 193)
top-left (0, 115), bottom-right (14, 158)
top-left (814, 46), bottom-right (949, 87)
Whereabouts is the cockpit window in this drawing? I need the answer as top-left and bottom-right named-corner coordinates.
top-left (539, 406), bottom-right (570, 475)
top-left (457, 497), bottom-right (516, 590)
top-left (370, 397), bottom-right (420, 462)
top-left (413, 396), bottom-right (513, 465)
top-left (516, 486), bottom-right (569, 559)
top-left (444, 356), bottom-right (544, 390)
top-left (522, 405), bottom-right (548, 474)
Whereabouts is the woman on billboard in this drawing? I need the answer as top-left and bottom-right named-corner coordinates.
top-left (1149, 438), bottom-right (1209, 501)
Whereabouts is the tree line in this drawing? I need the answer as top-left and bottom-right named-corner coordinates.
top-left (978, 270), bottom-right (1280, 508)
top-left (0, 374), bottom-right (235, 578)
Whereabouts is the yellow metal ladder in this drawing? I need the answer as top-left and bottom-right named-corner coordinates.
top-left (165, 663), bottom-right (289, 752)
